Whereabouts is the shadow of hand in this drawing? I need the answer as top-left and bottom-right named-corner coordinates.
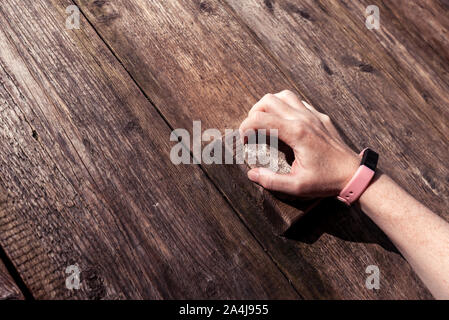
top-left (284, 197), bottom-right (399, 254)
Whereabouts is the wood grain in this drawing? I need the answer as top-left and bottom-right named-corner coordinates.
top-left (74, 0), bottom-right (440, 298)
top-left (0, 258), bottom-right (23, 300)
top-left (0, 0), bottom-right (299, 299)
top-left (313, 0), bottom-right (449, 135)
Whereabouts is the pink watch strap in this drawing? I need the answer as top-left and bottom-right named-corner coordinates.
top-left (337, 148), bottom-right (375, 205)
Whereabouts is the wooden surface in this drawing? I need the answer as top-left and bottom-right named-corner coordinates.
top-left (0, 0), bottom-right (447, 299)
top-left (0, 0), bottom-right (297, 299)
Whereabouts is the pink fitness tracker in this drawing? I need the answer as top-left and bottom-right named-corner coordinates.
top-left (337, 148), bottom-right (379, 205)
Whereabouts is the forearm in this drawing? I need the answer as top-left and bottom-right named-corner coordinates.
top-left (359, 173), bottom-right (449, 299)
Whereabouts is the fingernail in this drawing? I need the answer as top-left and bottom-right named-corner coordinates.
top-left (247, 169), bottom-right (259, 181)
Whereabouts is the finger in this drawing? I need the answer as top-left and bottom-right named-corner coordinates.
top-left (247, 167), bottom-right (299, 195)
top-left (239, 111), bottom-right (300, 146)
top-left (274, 90), bottom-right (306, 111)
top-left (248, 93), bottom-right (298, 119)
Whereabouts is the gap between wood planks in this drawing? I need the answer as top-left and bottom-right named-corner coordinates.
top-left (0, 244), bottom-right (30, 299)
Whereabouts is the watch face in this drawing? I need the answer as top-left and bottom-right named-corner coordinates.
top-left (361, 148), bottom-right (379, 171)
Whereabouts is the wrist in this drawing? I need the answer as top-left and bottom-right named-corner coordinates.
top-left (336, 148), bottom-right (379, 205)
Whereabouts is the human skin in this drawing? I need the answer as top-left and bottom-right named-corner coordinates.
top-left (239, 90), bottom-right (449, 299)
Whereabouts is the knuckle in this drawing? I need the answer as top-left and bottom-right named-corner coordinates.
top-left (262, 93), bottom-right (275, 102)
top-left (279, 89), bottom-right (292, 96)
top-left (261, 94), bottom-right (277, 107)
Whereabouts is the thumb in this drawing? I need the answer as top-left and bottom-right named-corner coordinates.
top-left (247, 167), bottom-right (299, 195)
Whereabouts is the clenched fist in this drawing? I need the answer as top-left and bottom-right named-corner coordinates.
top-left (239, 90), bottom-right (360, 198)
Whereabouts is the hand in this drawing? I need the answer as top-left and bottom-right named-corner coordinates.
top-left (239, 90), bottom-right (360, 198)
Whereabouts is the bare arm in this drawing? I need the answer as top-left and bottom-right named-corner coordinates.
top-left (240, 90), bottom-right (449, 299)
top-left (359, 173), bottom-right (449, 299)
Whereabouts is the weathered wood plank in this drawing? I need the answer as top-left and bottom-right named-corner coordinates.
top-left (386, 0), bottom-right (449, 64)
top-left (314, 0), bottom-right (449, 136)
top-left (384, 0), bottom-right (449, 64)
top-left (349, 0), bottom-right (449, 81)
top-left (0, 0), bottom-right (299, 299)
top-left (0, 257), bottom-right (24, 300)
top-left (75, 0), bottom-right (438, 298)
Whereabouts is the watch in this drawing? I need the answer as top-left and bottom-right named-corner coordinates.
top-left (337, 148), bottom-right (379, 205)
